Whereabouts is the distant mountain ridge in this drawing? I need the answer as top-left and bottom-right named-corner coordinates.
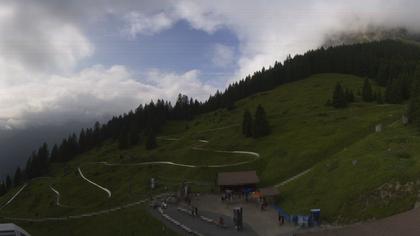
top-left (323, 26), bottom-right (420, 47)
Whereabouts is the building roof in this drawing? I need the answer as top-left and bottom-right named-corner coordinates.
top-left (0, 223), bottom-right (31, 235)
top-left (260, 186), bottom-right (279, 197)
top-left (217, 171), bottom-right (260, 186)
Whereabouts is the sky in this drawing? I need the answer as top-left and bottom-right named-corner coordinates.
top-left (1, 0), bottom-right (420, 130)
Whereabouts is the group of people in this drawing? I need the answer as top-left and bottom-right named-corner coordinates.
top-left (278, 214), bottom-right (285, 225)
top-left (220, 189), bottom-right (234, 201)
top-left (190, 206), bottom-right (199, 216)
top-left (259, 197), bottom-right (268, 211)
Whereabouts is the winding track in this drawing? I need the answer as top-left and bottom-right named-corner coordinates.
top-left (275, 168), bottom-right (312, 187)
top-left (0, 184), bottom-right (27, 210)
top-left (49, 186), bottom-right (62, 207)
top-left (78, 167), bottom-right (112, 198)
top-left (49, 185), bottom-right (74, 208)
top-left (0, 124), bottom-right (265, 222)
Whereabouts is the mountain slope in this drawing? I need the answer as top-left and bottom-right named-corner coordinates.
top-left (0, 73), bottom-right (410, 235)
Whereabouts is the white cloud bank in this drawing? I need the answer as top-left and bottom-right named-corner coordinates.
top-left (2, 0), bottom-right (420, 129)
top-left (0, 65), bottom-right (215, 129)
top-left (119, 0), bottom-right (420, 83)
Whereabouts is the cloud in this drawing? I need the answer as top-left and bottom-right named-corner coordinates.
top-left (168, 0), bottom-right (420, 82)
top-left (114, 0), bottom-right (420, 83)
top-left (0, 0), bottom-right (218, 129)
top-left (0, 65), bottom-right (216, 129)
top-left (211, 43), bottom-right (235, 68)
top-left (3, 0), bottom-right (420, 130)
top-left (0, 1), bottom-right (93, 73)
top-left (122, 11), bottom-right (175, 37)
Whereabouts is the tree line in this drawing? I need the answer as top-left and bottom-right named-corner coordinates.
top-left (242, 105), bottom-right (271, 138)
top-left (327, 78), bottom-right (387, 108)
top-left (3, 40), bottom-right (420, 197)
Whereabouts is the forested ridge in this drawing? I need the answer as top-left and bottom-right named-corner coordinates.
top-left (2, 39), bottom-right (420, 196)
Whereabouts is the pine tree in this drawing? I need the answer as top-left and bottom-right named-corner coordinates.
top-left (50, 144), bottom-right (59, 163)
top-left (0, 181), bottom-right (6, 196)
top-left (145, 129), bottom-right (157, 150)
top-left (78, 129), bottom-right (87, 152)
top-left (385, 79), bottom-right (403, 104)
top-left (14, 167), bottom-right (22, 187)
top-left (253, 105), bottom-right (270, 138)
top-left (408, 65), bottom-right (420, 129)
top-left (5, 175), bottom-right (11, 190)
top-left (376, 90), bottom-right (384, 104)
top-left (25, 157), bottom-right (33, 179)
top-left (118, 131), bottom-right (129, 149)
top-left (37, 143), bottom-right (50, 176)
top-left (362, 78), bottom-right (373, 102)
top-left (129, 129), bottom-right (140, 146)
top-left (345, 88), bottom-right (355, 103)
top-left (242, 110), bottom-right (253, 137)
top-left (332, 83), bottom-right (348, 108)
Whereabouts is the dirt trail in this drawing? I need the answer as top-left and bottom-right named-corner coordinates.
top-left (78, 167), bottom-right (112, 198)
top-left (0, 184), bottom-right (27, 210)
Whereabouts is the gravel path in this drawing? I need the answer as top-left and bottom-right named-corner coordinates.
top-left (275, 168), bottom-right (312, 187)
top-left (78, 167), bottom-right (112, 198)
top-left (150, 205), bottom-right (258, 236)
top-left (0, 184), bottom-right (27, 210)
top-left (0, 124), bottom-right (260, 225)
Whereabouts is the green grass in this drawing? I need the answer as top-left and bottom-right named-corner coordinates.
top-left (1, 73), bottom-right (414, 234)
top-left (279, 120), bottom-right (420, 223)
top-left (15, 205), bottom-right (177, 236)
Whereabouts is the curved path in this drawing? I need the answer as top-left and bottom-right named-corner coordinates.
top-left (275, 168), bottom-right (312, 187)
top-left (1, 124), bottom-right (260, 222)
top-left (1, 198), bottom-right (148, 222)
top-left (49, 185), bottom-right (74, 208)
top-left (78, 167), bottom-right (112, 198)
top-left (1, 192), bottom-right (171, 222)
top-left (86, 147), bottom-right (260, 169)
top-left (0, 184), bottom-right (28, 210)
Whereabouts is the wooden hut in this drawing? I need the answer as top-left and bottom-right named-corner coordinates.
top-left (217, 171), bottom-right (260, 192)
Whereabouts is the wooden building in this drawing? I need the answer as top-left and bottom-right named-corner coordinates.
top-left (217, 171), bottom-right (260, 192)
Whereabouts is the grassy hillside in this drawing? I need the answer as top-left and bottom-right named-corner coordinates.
top-left (0, 73), bottom-right (412, 235)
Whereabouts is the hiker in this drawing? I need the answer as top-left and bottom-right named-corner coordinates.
top-left (219, 216), bottom-right (224, 226)
top-left (278, 215), bottom-right (284, 225)
top-left (194, 207), bottom-right (198, 216)
top-left (161, 201), bottom-right (167, 209)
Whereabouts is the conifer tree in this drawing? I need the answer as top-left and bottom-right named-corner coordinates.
top-left (37, 143), bottom-right (49, 176)
top-left (362, 78), bottom-right (373, 102)
top-left (118, 131), bottom-right (129, 149)
top-left (145, 129), bottom-right (157, 150)
top-left (0, 181), bottom-right (6, 196)
top-left (376, 90), bottom-right (384, 104)
top-left (345, 88), bottom-right (355, 103)
top-left (50, 144), bottom-right (59, 163)
top-left (253, 105), bottom-right (270, 138)
top-left (129, 130), bottom-right (140, 146)
top-left (408, 66), bottom-right (420, 128)
top-left (5, 175), bottom-right (11, 190)
top-left (25, 157), bottom-right (32, 179)
top-left (14, 167), bottom-right (22, 187)
top-left (242, 110), bottom-right (253, 137)
top-left (332, 83), bottom-right (348, 108)
top-left (385, 79), bottom-right (403, 104)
